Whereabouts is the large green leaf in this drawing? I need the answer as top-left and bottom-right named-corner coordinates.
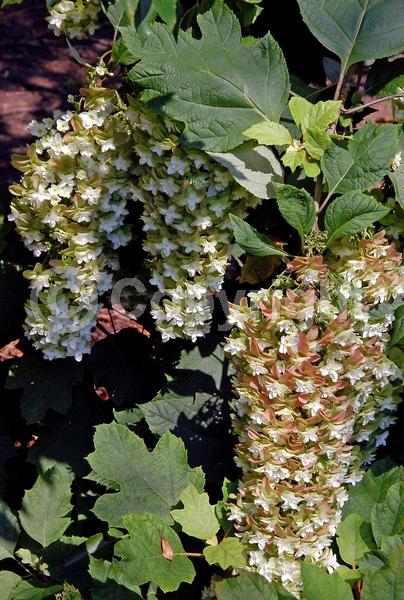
top-left (336, 513), bottom-right (375, 565)
top-left (301, 562), bottom-right (354, 600)
top-left (209, 142), bottom-right (283, 199)
top-left (297, 0), bottom-right (404, 77)
top-left (123, 1), bottom-right (289, 151)
top-left (390, 305), bottom-right (404, 347)
top-left (215, 572), bottom-right (287, 599)
top-left (139, 338), bottom-right (234, 484)
top-left (0, 500), bottom-right (19, 561)
top-left (19, 466), bottom-right (72, 548)
top-left (324, 191), bottom-right (390, 246)
top-left (366, 59), bottom-right (404, 98)
top-left (171, 485), bottom-right (219, 540)
top-left (343, 462), bottom-right (404, 521)
top-left (229, 214), bottom-right (288, 257)
top-left (111, 513), bottom-right (195, 593)
top-left (6, 355), bottom-right (82, 425)
top-left (361, 545), bottom-right (404, 600)
top-left (87, 424), bottom-right (204, 525)
top-left (203, 537), bottom-right (247, 569)
top-left (243, 121), bottom-right (293, 146)
top-left (0, 572), bottom-right (61, 600)
top-left (371, 482), bottom-right (404, 545)
top-left (107, 0), bottom-right (139, 28)
top-left (321, 122), bottom-right (398, 196)
top-left (276, 185), bottom-right (315, 244)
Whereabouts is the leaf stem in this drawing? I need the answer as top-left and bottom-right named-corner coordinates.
top-left (317, 191), bottom-right (332, 215)
top-left (341, 94), bottom-right (404, 115)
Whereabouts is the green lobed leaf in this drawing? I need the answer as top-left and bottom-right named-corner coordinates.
top-left (390, 166), bottom-right (404, 210)
top-left (289, 96), bottom-right (312, 129)
top-left (366, 59), bottom-right (404, 98)
top-left (6, 355), bottom-right (82, 425)
top-left (390, 305), bottom-right (404, 347)
top-left (243, 121), bottom-right (293, 146)
top-left (336, 513), bottom-right (375, 565)
top-left (343, 462), bottom-right (404, 521)
top-left (371, 482), bottom-right (404, 545)
top-left (208, 142), bottom-right (283, 199)
top-left (336, 565), bottom-right (363, 584)
top-left (361, 545), bottom-right (404, 600)
top-left (304, 126), bottom-right (331, 160)
top-left (203, 537), bottom-right (247, 569)
top-left (380, 535), bottom-right (404, 555)
top-left (0, 571), bottom-right (61, 600)
top-left (0, 499), bottom-right (19, 561)
top-left (107, 0), bottom-right (139, 28)
top-left (87, 424), bottom-right (204, 525)
top-left (229, 214), bottom-right (288, 257)
top-left (19, 466), bottom-right (72, 548)
top-left (171, 484), bottom-right (219, 540)
top-left (152, 0), bottom-right (177, 27)
top-left (301, 562), bottom-right (354, 600)
top-left (1, 0), bottom-right (24, 6)
top-left (276, 184), bottom-right (315, 245)
top-left (215, 571), bottom-right (289, 599)
top-left (321, 122), bottom-right (398, 195)
top-left (300, 100), bottom-right (341, 133)
top-left (296, 0), bottom-right (404, 77)
top-left (123, 1), bottom-right (290, 151)
top-left (111, 513), bottom-right (195, 593)
top-left (324, 191), bottom-right (390, 246)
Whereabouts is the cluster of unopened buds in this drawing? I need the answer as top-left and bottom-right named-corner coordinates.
top-left (225, 233), bottom-right (403, 595)
top-left (125, 99), bottom-right (256, 342)
top-left (9, 87), bottom-right (140, 360)
top-left (47, 0), bottom-right (101, 39)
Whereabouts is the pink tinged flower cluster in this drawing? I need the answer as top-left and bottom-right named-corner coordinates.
top-left (225, 241), bottom-right (403, 595)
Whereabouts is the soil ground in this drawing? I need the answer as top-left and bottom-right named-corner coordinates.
top-left (0, 0), bottom-right (112, 186)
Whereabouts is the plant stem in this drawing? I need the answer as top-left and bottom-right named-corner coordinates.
top-left (334, 70), bottom-right (346, 102)
top-left (341, 94), bottom-right (404, 115)
top-left (317, 191), bottom-right (332, 214)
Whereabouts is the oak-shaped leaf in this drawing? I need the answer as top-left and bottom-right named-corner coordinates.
top-left (343, 461), bottom-right (404, 521)
top-left (110, 513), bottom-right (195, 593)
top-left (203, 537), bottom-right (247, 569)
top-left (6, 354), bottom-right (82, 424)
top-left (361, 544), bottom-right (404, 600)
top-left (214, 572), bottom-right (292, 599)
top-left (371, 482), bottom-right (404, 545)
top-left (0, 499), bottom-right (19, 561)
top-left (171, 484), bottom-right (219, 540)
top-left (123, 0), bottom-right (289, 151)
top-left (336, 513), bottom-right (375, 566)
top-left (208, 142), bottom-right (283, 199)
top-left (301, 562), bottom-right (354, 600)
top-left (87, 423), bottom-right (204, 525)
top-left (19, 466), bottom-right (73, 548)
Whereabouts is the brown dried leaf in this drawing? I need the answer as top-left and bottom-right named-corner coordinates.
top-left (0, 339), bottom-right (23, 362)
top-left (240, 254), bottom-right (281, 284)
top-left (91, 304), bottom-right (150, 345)
top-left (161, 536), bottom-right (174, 561)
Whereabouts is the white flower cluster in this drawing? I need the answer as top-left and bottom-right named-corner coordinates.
top-left (225, 243), bottom-right (403, 595)
top-left (126, 99), bottom-right (257, 342)
top-left (47, 0), bottom-right (101, 39)
top-left (9, 88), bottom-right (141, 360)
